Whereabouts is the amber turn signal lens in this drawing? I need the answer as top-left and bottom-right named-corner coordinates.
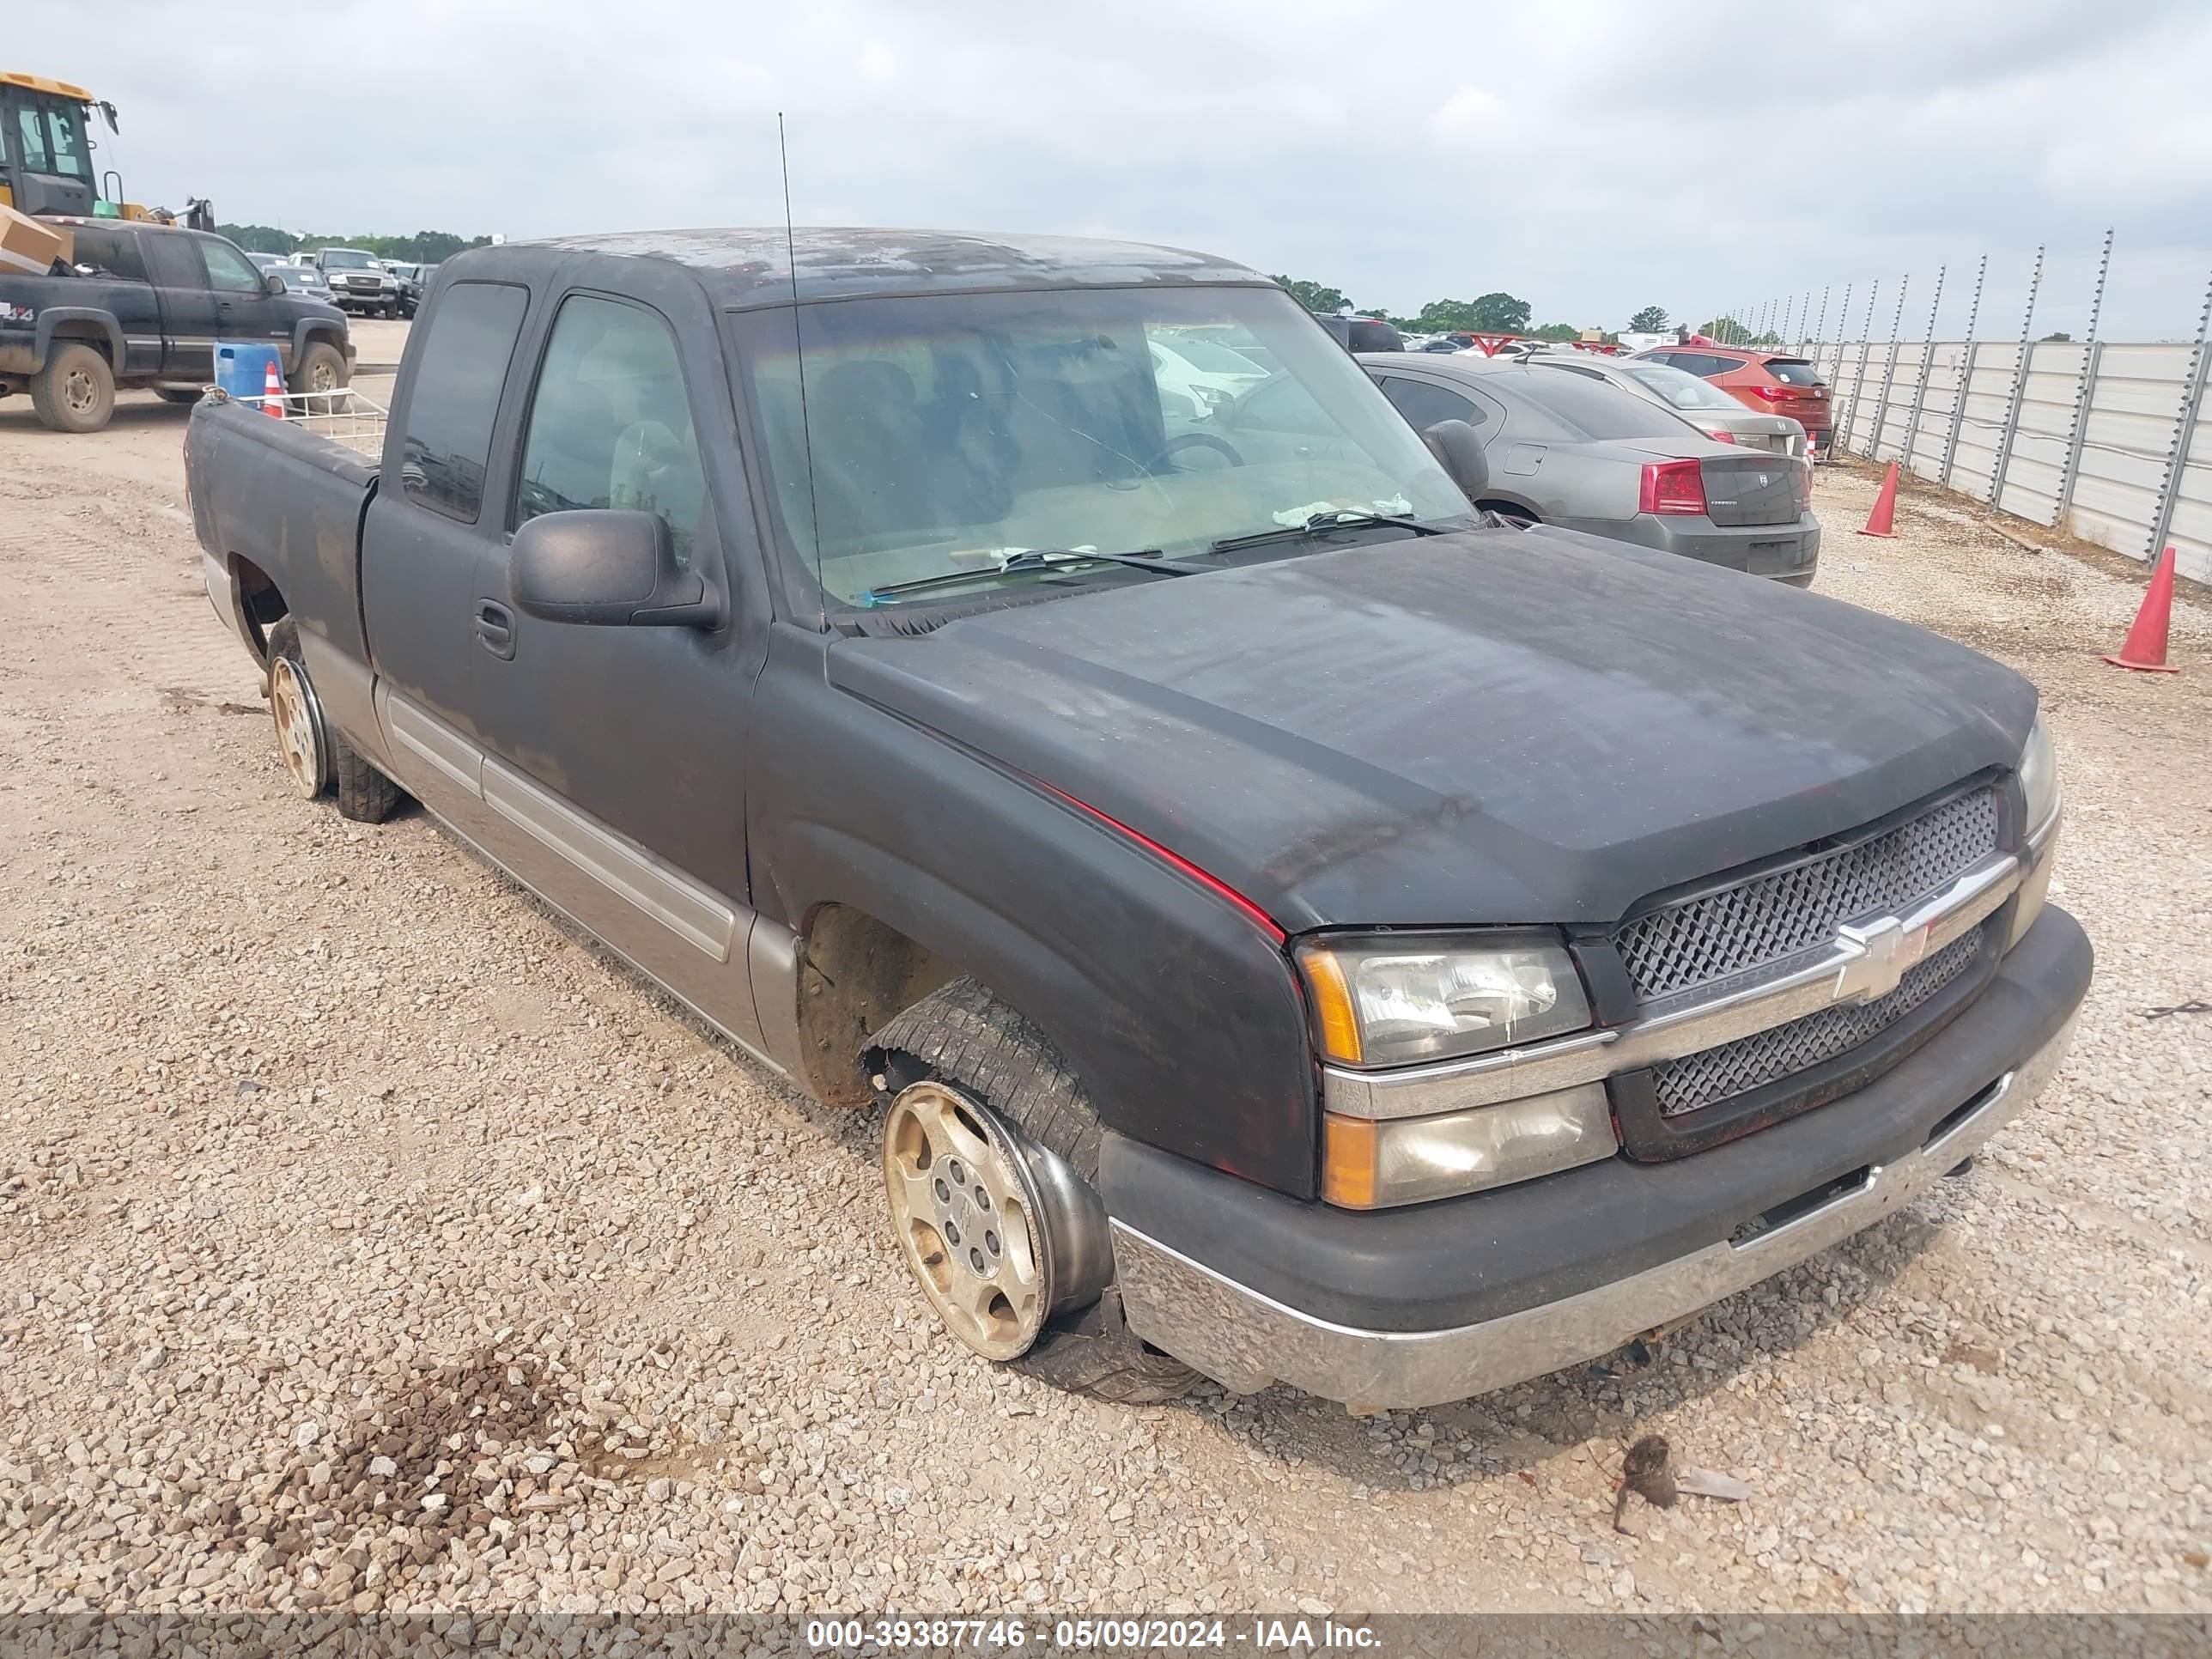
top-left (1321, 1113), bottom-right (1380, 1209)
top-left (1297, 945), bottom-right (1364, 1065)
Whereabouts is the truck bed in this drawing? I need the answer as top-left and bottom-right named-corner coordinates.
top-left (187, 396), bottom-right (378, 675)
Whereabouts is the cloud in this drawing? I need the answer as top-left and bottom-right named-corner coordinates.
top-left (18, 0), bottom-right (2209, 335)
top-left (1429, 88), bottom-right (1510, 145)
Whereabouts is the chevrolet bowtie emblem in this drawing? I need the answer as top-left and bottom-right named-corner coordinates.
top-left (1832, 915), bottom-right (1933, 1003)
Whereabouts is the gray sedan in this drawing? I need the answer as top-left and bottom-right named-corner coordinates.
top-left (1522, 352), bottom-right (1806, 456)
top-left (1354, 353), bottom-right (1820, 586)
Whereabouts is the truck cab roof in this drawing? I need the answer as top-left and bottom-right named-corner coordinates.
top-left (489, 227), bottom-right (1278, 310)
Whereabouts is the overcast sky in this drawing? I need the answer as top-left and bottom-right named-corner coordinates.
top-left (29, 0), bottom-right (2212, 337)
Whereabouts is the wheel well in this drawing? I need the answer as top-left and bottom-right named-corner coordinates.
top-left (230, 556), bottom-right (288, 665)
top-left (793, 903), bottom-right (959, 1106)
top-left (1476, 498), bottom-right (1537, 521)
top-left (46, 325), bottom-right (111, 363)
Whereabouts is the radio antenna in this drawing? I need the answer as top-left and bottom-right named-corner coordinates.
top-left (778, 112), bottom-right (824, 599)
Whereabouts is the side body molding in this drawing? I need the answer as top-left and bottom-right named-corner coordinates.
top-left (372, 686), bottom-right (805, 1080)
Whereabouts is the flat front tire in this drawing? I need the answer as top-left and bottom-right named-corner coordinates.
top-left (870, 979), bottom-right (1200, 1404)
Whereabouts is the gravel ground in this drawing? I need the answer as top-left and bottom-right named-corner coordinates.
top-left (1, 402), bottom-right (2208, 1620)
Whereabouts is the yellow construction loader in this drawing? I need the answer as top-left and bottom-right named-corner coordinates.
top-left (0, 71), bottom-right (212, 229)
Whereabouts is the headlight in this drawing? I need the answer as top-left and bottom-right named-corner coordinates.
top-left (1295, 935), bottom-right (1590, 1069)
top-left (2018, 715), bottom-right (2057, 836)
top-left (1322, 1084), bottom-right (1615, 1208)
top-left (2008, 716), bottom-right (2062, 948)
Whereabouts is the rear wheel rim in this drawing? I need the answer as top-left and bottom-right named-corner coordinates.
top-left (63, 367), bottom-right (98, 415)
top-left (882, 1081), bottom-right (1049, 1361)
top-left (269, 656), bottom-right (327, 798)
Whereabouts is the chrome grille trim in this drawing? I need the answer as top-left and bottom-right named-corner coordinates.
top-left (1613, 787), bottom-right (2002, 1004)
top-left (1321, 842), bottom-right (2024, 1122)
top-left (1650, 929), bottom-right (1984, 1116)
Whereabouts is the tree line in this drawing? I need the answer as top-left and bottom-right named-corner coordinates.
top-left (1279, 277), bottom-right (1712, 342)
top-left (218, 225), bottom-right (495, 263)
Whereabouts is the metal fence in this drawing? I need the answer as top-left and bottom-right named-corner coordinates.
top-left (1740, 243), bottom-right (2212, 585)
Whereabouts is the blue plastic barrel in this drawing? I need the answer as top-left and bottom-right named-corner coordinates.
top-left (213, 341), bottom-right (283, 404)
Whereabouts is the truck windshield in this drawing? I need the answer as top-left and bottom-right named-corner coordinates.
top-left (728, 286), bottom-right (1472, 608)
top-left (321, 250), bottom-right (375, 269)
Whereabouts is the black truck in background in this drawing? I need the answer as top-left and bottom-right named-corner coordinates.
top-left (183, 228), bottom-right (2088, 1410)
top-left (0, 217), bottom-right (350, 431)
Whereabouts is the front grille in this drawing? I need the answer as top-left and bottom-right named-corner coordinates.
top-left (1614, 786), bottom-right (2001, 1003)
top-left (1650, 930), bottom-right (1983, 1117)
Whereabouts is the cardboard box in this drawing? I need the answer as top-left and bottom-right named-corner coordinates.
top-left (0, 204), bottom-right (73, 276)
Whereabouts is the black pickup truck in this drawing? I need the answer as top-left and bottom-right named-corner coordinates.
top-left (184, 229), bottom-right (2088, 1410)
top-left (1, 218), bottom-right (351, 431)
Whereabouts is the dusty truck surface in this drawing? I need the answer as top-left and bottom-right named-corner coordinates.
top-left (184, 228), bottom-right (2089, 1410)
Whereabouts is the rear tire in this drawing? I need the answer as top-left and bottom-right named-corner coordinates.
top-left (265, 619), bottom-right (404, 823)
top-left (30, 343), bottom-right (114, 434)
top-left (289, 341), bottom-right (349, 398)
top-left (870, 978), bottom-right (1200, 1405)
top-left (154, 387), bottom-right (204, 406)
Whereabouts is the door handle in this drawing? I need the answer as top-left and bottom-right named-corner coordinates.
top-left (475, 599), bottom-right (517, 660)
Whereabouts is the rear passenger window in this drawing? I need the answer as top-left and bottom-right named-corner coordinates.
top-left (67, 226), bottom-right (148, 283)
top-left (1376, 375), bottom-right (1485, 432)
top-left (142, 234), bottom-right (206, 290)
top-left (398, 282), bottom-right (529, 523)
top-left (514, 294), bottom-right (705, 567)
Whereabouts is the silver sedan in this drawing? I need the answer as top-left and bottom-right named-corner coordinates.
top-left (1355, 353), bottom-right (1820, 586)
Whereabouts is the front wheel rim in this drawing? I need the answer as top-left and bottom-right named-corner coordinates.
top-left (883, 1082), bottom-right (1050, 1361)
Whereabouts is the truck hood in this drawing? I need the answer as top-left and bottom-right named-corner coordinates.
top-left (827, 528), bottom-right (2036, 930)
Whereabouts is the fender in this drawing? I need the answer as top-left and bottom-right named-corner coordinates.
top-left (290, 315), bottom-right (349, 365)
top-left (32, 307), bottom-right (125, 370)
top-left (750, 653), bottom-right (1321, 1198)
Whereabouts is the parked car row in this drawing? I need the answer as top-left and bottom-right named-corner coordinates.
top-left (182, 227), bottom-right (2083, 1416)
top-left (1636, 343), bottom-right (1834, 456)
top-left (1358, 352), bottom-right (1819, 582)
top-left (1321, 319), bottom-right (1835, 458)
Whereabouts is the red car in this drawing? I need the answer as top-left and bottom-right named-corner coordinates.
top-left (1632, 345), bottom-right (1833, 457)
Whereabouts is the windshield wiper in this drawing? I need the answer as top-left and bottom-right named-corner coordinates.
top-left (1207, 509), bottom-right (1444, 556)
top-left (858, 547), bottom-right (1199, 603)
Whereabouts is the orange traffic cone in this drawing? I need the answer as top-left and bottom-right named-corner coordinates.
top-left (262, 357), bottom-right (285, 419)
top-left (1856, 461), bottom-right (1900, 538)
top-left (2103, 546), bottom-right (2182, 673)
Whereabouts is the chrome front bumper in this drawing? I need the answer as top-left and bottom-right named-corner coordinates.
top-left (1111, 1010), bottom-right (2076, 1411)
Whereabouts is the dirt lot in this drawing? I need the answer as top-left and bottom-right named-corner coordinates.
top-left (2, 385), bottom-right (2209, 1619)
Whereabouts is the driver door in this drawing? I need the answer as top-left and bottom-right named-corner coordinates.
top-left (195, 234), bottom-right (294, 368)
top-left (464, 284), bottom-right (771, 1049)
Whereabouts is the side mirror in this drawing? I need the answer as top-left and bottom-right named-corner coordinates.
top-left (1422, 418), bottom-right (1489, 499)
top-left (511, 509), bottom-right (718, 628)
top-left (264, 272), bottom-right (287, 295)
